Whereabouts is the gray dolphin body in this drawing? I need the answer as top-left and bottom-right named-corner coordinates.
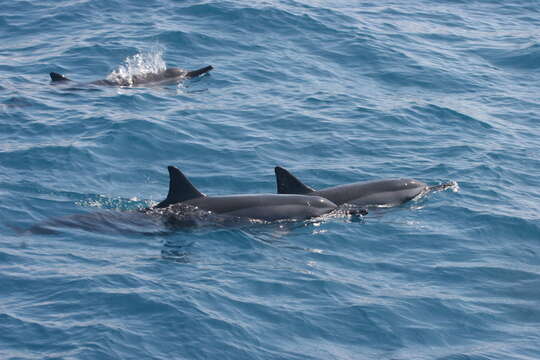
top-left (275, 167), bottom-right (451, 207)
top-left (49, 66), bottom-right (213, 86)
top-left (153, 166), bottom-right (339, 221)
top-left (24, 166), bottom-right (343, 235)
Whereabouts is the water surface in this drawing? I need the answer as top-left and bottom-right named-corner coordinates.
top-left (1, 0), bottom-right (539, 359)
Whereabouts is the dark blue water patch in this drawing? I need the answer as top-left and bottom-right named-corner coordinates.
top-left (176, 3), bottom-right (342, 37)
top-left (416, 32), bottom-right (469, 43)
top-left (0, 15), bottom-right (11, 29)
top-left (378, 5), bottom-right (468, 28)
top-left (147, 30), bottom-right (241, 56)
top-left (491, 1), bottom-right (540, 16)
top-left (408, 104), bottom-right (494, 131)
top-left (473, 43), bottom-right (540, 71)
top-left (1, 96), bottom-right (36, 111)
top-left (465, 212), bottom-right (540, 242)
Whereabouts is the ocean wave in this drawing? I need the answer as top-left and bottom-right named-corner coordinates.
top-left (1, 0), bottom-right (539, 358)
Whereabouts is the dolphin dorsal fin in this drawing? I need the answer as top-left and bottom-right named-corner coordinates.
top-left (156, 166), bottom-right (205, 208)
top-left (274, 166), bottom-right (315, 195)
top-left (50, 72), bottom-right (72, 82)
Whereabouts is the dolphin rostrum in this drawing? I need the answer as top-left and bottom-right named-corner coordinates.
top-left (49, 65), bottom-right (213, 87)
top-left (152, 166), bottom-right (341, 221)
top-left (274, 166), bottom-right (453, 207)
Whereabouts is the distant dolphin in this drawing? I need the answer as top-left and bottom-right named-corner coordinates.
top-left (49, 65), bottom-right (213, 86)
top-left (151, 166), bottom-right (340, 221)
top-left (274, 166), bottom-right (453, 207)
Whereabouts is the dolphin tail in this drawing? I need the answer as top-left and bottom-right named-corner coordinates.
top-left (185, 65), bottom-right (213, 78)
top-left (155, 166), bottom-right (206, 208)
top-left (274, 166), bottom-right (315, 195)
top-left (50, 72), bottom-right (72, 82)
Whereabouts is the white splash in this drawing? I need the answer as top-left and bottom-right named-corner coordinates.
top-left (106, 49), bottom-right (167, 86)
top-left (449, 180), bottom-right (460, 193)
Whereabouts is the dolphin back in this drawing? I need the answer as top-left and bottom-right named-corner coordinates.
top-left (275, 166), bottom-right (432, 207)
top-left (186, 194), bottom-right (337, 221)
top-left (315, 179), bottom-right (428, 206)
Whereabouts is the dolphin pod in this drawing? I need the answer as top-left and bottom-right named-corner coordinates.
top-left (151, 166), bottom-right (342, 221)
top-left (49, 65), bottom-right (213, 87)
top-left (274, 166), bottom-right (453, 207)
top-left (26, 166), bottom-right (368, 235)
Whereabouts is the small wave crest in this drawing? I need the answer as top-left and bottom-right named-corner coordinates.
top-left (76, 194), bottom-right (151, 211)
top-left (106, 49), bottom-right (167, 86)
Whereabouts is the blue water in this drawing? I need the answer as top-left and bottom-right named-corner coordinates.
top-left (1, 0), bottom-right (539, 359)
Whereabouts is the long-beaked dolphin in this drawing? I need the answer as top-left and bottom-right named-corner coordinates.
top-left (153, 166), bottom-right (339, 221)
top-left (274, 166), bottom-right (453, 207)
top-left (22, 166), bottom-right (368, 235)
top-left (49, 65), bottom-right (213, 87)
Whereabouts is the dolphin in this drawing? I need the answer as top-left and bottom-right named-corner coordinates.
top-left (274, 166), bottom-right (453, 207)
top-left (22, 166), bottom-right (368, 235)
top-left (151, 166), bottom-right (340, 221)
top-left (49, 65), bottom-right (213, 86)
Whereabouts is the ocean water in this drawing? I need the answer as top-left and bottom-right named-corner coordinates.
top-left (1, 0), bottom-right (539, 359)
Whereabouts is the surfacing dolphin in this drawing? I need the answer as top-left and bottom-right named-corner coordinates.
top-left (25, 166), bottom-right (359, 236)
top-left (149, 166), bottom-right (340, 222)
top-left (49, 65), bottom-right (213, 87)
top-left (274, 166), bottom-right (454, 207)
